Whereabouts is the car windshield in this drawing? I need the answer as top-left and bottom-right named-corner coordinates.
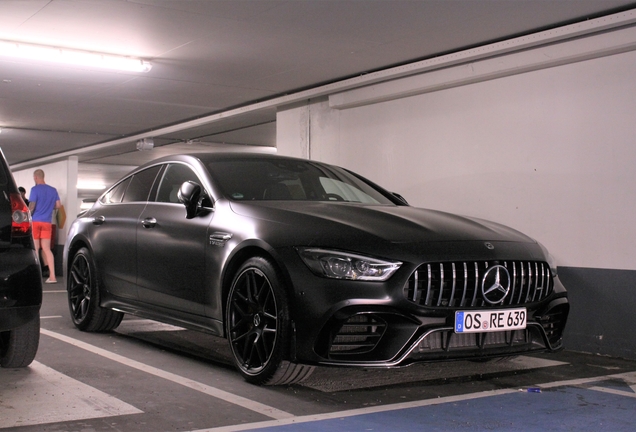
top-left (207, 158), bottom-right (394, 204)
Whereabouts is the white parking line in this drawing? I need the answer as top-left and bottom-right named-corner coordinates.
top-left (40, 329), bottom-right (294, 420)
top-left (117, 318), bottom-right (187, 332)
top-left (536, 371), bottom-right (636, 389)
top-left (0, 361), bottom-right (142, 428)
top-left (588, 386), bottom-right (636, 399)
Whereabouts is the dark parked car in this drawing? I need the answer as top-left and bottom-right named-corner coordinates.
top-left (0, 148), bottom-right (42, 368)
top-left (64, 153), bottom-right (569, 385)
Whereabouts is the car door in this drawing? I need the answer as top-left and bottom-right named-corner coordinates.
top-left (89, 166), bottom-right (162, 299)
top-left (136, 163), bottom-right (213, 315)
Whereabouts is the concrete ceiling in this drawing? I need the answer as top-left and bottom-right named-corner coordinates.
top-left (1, 0), bottom-right (635, 168)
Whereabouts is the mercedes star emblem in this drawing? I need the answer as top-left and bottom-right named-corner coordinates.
top-left (481, 265), bottom-right (511, 304)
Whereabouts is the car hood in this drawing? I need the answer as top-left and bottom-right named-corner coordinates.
top-left (228, 201), bottom-right (535, 245)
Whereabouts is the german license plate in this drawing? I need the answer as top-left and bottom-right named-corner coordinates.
top-left (455, 308), bottom-right (526, 333)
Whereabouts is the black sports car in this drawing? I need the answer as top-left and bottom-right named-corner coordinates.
top-left (64, 153), bottom-right (569, 385)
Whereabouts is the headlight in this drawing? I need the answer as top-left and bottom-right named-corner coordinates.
top-left (297, 248), bottom-right (402, 281)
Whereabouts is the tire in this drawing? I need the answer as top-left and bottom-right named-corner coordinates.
top-left (226, 257), bottom-right (313, 385)
top-left (68, 247), bottom-right (123, 332)
top-left (0, 315), bottom-right (40, 368)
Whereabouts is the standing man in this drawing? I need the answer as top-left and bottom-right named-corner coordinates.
top-left (29, 169), bottom-right (61, 284)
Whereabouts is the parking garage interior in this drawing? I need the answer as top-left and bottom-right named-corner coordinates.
top-left (2, 1), bottom-right (636, 431)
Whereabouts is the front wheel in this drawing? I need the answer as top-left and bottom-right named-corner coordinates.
top-left (226, 257), bottom-right (313, 385)
top-left (68, 247), bottom-right (123, 332)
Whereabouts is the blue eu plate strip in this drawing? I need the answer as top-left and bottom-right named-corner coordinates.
top-left (455, 311), bottom-right (464, 333)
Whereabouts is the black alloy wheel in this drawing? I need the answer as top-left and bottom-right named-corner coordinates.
top-left (68, 247), bottom-right (123, 332)
top-left (227, 257), bottom-right (291, 384)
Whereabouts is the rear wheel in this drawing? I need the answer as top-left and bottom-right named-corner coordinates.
top-left (68, 247), bottom-right (123, 332)
top-left (0, 315), bottom-right (40, 368)
top-left (226, 257), bottom-right (313, 385)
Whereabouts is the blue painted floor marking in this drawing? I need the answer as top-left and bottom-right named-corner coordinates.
top-left (251, 385), bottom-right (636, 432)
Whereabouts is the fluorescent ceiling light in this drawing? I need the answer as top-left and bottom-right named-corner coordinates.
top-left (77, 180), bottom-right (107, 190)
top-left (0, 40), bottom-right (152, 72)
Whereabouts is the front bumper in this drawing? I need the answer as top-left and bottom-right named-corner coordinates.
top-left (310, 295), bottom-right (569, 367)
top-left (284, 253), bottom-right (569, 367)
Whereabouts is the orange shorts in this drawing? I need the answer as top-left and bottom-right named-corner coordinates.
top-left (32, 222), bottom-right (53, 240)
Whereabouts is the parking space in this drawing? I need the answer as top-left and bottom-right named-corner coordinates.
top-left (1, 282), bottom-right (635, 431)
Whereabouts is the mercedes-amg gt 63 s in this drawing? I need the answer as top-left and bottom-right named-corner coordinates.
top-left (64, 153), bottom-right (569, 385)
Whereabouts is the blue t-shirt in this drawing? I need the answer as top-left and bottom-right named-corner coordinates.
top-left (29, 184), bottom-right (60, 223)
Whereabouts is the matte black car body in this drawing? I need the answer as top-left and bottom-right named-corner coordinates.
top-left (64, 153), bottom-right (569, 384)
top-left (0, 148), bottom-right (42, 368)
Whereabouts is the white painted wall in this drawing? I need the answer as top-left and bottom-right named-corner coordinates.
top-left (13, 157), bottom-right (78, 246)
top-left (277, 35), bottom-right (636, 271)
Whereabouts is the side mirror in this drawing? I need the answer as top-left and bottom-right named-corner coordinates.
top-left (391, 192), bottom-right (409, 206)
top-left (178, 181), bottom-right (202, 219)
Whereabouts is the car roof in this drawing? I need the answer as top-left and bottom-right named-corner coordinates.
top-left (138, 152), bottom-right (309, 169)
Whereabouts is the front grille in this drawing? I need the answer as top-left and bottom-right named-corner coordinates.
top-left (403, 261), bottom-right (553, 308)
top-left (328, 314), bottom-right (386, 354)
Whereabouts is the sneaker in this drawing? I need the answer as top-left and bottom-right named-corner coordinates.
top-left (45, 279), bottom-right (57, 284)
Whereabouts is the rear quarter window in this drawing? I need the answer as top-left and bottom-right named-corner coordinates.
top-left (122, 166), bottom-right (162, 203)
top-left (100, 177), bottom-right (131, 204)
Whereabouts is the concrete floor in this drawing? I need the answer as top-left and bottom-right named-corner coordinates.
top-left (1, 280), bottom-right (635, 431)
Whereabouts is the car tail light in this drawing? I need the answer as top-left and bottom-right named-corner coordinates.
top-left (10, 192), bottom-right (31, 236)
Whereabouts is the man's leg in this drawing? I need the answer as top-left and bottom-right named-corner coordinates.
top-left (39, 223), bottom-right (56, 283)
top-left (32, 223), bottom-right (46, 268)
top-left (40, 238), bottom-right (56, 282)
top-left (33, 238), bottom-right (42, 262)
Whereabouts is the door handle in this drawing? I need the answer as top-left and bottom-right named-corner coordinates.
top-left (209, 232), bottom-right (233, 246)
top-left (141, 217), bottom-right (157, 228)
top-left (92, 215), bottom-right (105, 225)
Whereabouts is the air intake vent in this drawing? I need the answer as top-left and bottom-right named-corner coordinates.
top-left (329, 314), bottom-right (386, 355)
top-left (536, 303), bottom-right (569, 347)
